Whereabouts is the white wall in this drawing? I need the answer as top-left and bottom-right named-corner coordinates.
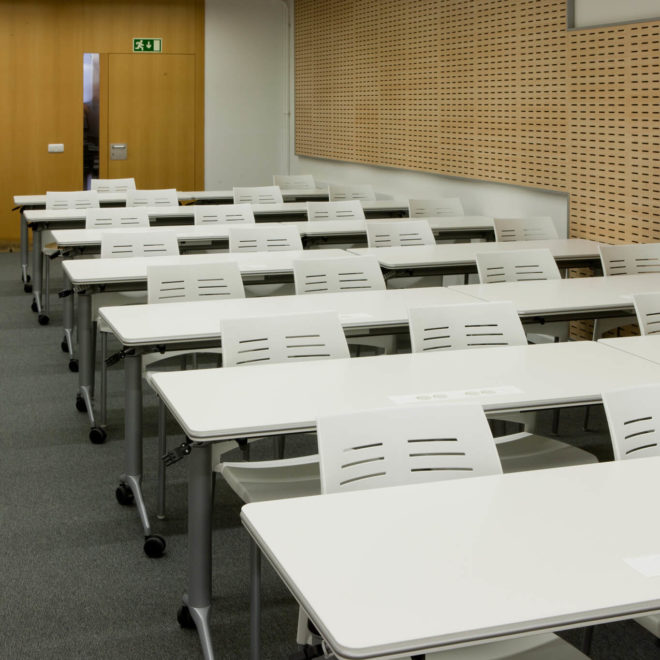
top-left (205, 0), bottom-right (289, 189)
top-left (572, 0), bottom-right (659, 28)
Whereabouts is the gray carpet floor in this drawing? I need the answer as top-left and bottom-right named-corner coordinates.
top-left (1, 249), bottom-right (659, 659)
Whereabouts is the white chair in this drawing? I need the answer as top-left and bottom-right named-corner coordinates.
top-left (293, 255), bottom-right (385, 294)
top-left (475, 248), bottom-right (561, 283)
top-left (493, 217), bottom-right (558, 242)
top-left (302, 403), bottom-right (588, 660)
top-left (328, 183), bottom-right (375, 201)
top-left (366, 219), bottom-right (435, 247)
top-left (147, 262), bottom-right (246, 519)
top-left (232, 186), bottom-right (283, 204)
top-left (306, 200), bottom-right (365, 221)
top-left (408, 301), bottom-right (597, 473)
top-left (599, 243), bottom-right (660, 276)
top-left (601, 383), bottom-right (660, 640)
top-left (273, 174), bottom-right (316, 190)
top-left (193, 204), bottom-right (255, 225)
top-left (216, 311), bottom-right (350, 502)
top-left (228, 225), bottom-right (302, 252)
top-left (408, 197), bottom-right (464, 217)
top-left (125, 188), bottom-right (178, 207)
top-left (85, 207), bottom-right (150, 229)
top-left (90, 177), bottom-right (136, 193)
top-left (633, 292), bottom-right (660, 335)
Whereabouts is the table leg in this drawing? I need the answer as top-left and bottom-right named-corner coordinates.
top-left (62, 271), bottom-right (77, 371)
top-left (250, 540), bottom-right (262, 660)
top-left (76, 291), bottom-right (102, 440)
top-left (31, 227), bottom-right (43, 315)
top-left (20, 211), bottom-right (31, 290)
top-left (184, 443), bottom-right (214, 660)
top-left (119, 351), bottom-right (165, 557)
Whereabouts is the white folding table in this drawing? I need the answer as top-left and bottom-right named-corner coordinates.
top-left (148, 340), bottom-right (660, 660)
top-left (349, 238), bottom-right (604, 278)
top-left (599, 335), bottom-right (660, 364)
top-left (244, 457), bottom-right (660, 660)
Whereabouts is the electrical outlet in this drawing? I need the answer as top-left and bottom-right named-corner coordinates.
top-left (48, 144), bottom-right (64, 153)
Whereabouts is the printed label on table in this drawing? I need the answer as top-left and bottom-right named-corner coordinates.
top-left (389, 385), bottom-right (522, 404)
top-left (624, 554), bottom-right (660, 577)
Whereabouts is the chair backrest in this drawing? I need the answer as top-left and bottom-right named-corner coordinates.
top-left (476, 248), bottom-right (561, 284)
top-left (306, 200), bottom-right (365, 221)
top-left (221, 311), bottom-right (350, 367)
top-left (408, 197), bottom-right (464, 217)
top-left (632, 292), bottom-right (660, 335)
top-left (90, 178), bottom-right (136, 193)
top-left (193, 204), bottom-right (255, 225)
top-left (328, 183), bottom-right (376, 202)
top-left (317, 403), bottom-right (502, 494)
top-left (602, 384), bottom-right (660, 461)
top-left (293, 256), bottom-right (385, 294)
top-left (100, 230), bottom-right (179, 258)
top-left (46, 190), bottom-right (100, 210)
top-left (599, 243), bottom-right (660, 276)
top-left (409, 301), bottom-right (527, 353)
top-left (273, 174), bottom-right (316, 190)
top-left (147, 262), bottom-right (245, 304)
top-left (228, 225), bottom-right (302, 252)
top-left (232, 186), bottom-right (283, 204)
top-left (493, 217), bottom-right (558, 242)
top-left (366, 220), bottom-right (435, 248)
top-left (85, 207), bottom-right (149, 229)
top-left (125, 188), bottom-right (178, 207)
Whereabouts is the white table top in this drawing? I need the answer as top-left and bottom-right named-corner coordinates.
top-left (51, 216), bottom-right (495, 248)
top-left (99, 286), bottom-right (476, 346)
top-left (450, 273), bottom-right (660, 316)
top-left (599, 336), bottom-right (660, 364)
top-left (62, 249), bottom-right (348, 286)
top-left (243, 457), bottom-right (660, 659)
top-left (149, 340), bottom-right (660, 441)
top-left (349, 239), bottom-right (602, 268)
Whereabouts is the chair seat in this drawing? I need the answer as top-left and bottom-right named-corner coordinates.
top-left (217, 454), bottom-right (320, 503)
top-left (496, 432), bottom-right (597, 473)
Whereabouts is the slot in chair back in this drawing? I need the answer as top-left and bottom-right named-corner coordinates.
top-left (46, 190), bottom-right (100, 210)
top-left (273, 174), bottom-right (316, 190)
top-left (125, 188), bottom-right (178, 207)
top-left (493, 217), bottom-right (558, 242)
top-left (409, 301), bottom-right (527, 353)
top-left (193, 204), bottom-right (255, 225)
top-left (90, 178), bottom-right (136, 193)
top-left (328, 184), bottom-right (375, 201)
top-left (147, 262), bottom-right (245, 304)
top-left (476, 248), bottom-right (560, 284)
top-left (100, 230), bottom-right (179, 258)
top-left (366, 219), bottom-right (435, 248)
top-left (600, 243), bottom-right (660, 276)
top-left (408, 197), bottom-right (464, 217)
top-left (228, 225), bottom-right (302, 252)
top-left (221, 311), bottom-right (349, 366)
top-left (233, 186), bottom-right (283, 204)
top-left (306, 200), bottom-right (365, 221)
top-left (633, 292), bottom-right (660, 336)
top-left (602, 384), bottom-right (660, 461)
top-left (294, 256), bottom-right (385, 294)
top-left (318, 403), bottom-right (502, 494)
top-left (85, 207), bottom-right (149, 228)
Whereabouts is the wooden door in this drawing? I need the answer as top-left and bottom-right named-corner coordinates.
top-left (103, 53), bottom-right (196, 190)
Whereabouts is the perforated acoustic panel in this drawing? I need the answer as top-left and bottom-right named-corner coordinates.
top-left (295, 0), bottom-right (660, 248)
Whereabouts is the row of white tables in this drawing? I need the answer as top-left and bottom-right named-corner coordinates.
top-left (146, 337), bottom-right (660, 659)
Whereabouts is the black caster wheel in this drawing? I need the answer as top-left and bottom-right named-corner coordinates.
top-left (31, 300), bottom-right (38, 313)
top-left (177, 605), bottom-right (195, 630)
top-left (115, 483), bottom-right (134, 506)
top-left (144, 534), bottom-right (166, 558)
top-left (69, 359), bottom-right (79, 373)
top-left (38, 314), bottom-right (49, 326)
top-left (75, 394), bottom-right (87, 413)
top-left (89, 426), bottom-right (107, 444)
top-left (24, 283), bottom-right (32, 293)
top-left (60, 338), bottom-right (68, 353)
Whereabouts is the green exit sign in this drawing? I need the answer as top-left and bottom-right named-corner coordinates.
top-left (132, 38), bottom-right (162, 53)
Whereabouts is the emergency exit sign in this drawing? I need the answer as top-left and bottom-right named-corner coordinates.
top-left (132, 38), bottom-right (162, 53)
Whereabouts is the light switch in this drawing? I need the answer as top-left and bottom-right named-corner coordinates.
top-left (48, 144), bottom-right (64, 153)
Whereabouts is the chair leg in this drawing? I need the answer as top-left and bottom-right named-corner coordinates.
top-left (551, 408), bottom-right (560, 435)
top-left (583, 405), bottom-right (592, 431)
top-left (273, 435), bottom-right (285, 459)
top-left (581, 625), bottom-right (594, 655)
top-left (157, 397), bottom-right (167, 520)
top-left (100, 331), bottom-right (108, 427)
top-left (237, 438), bottom-right (250, 461)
